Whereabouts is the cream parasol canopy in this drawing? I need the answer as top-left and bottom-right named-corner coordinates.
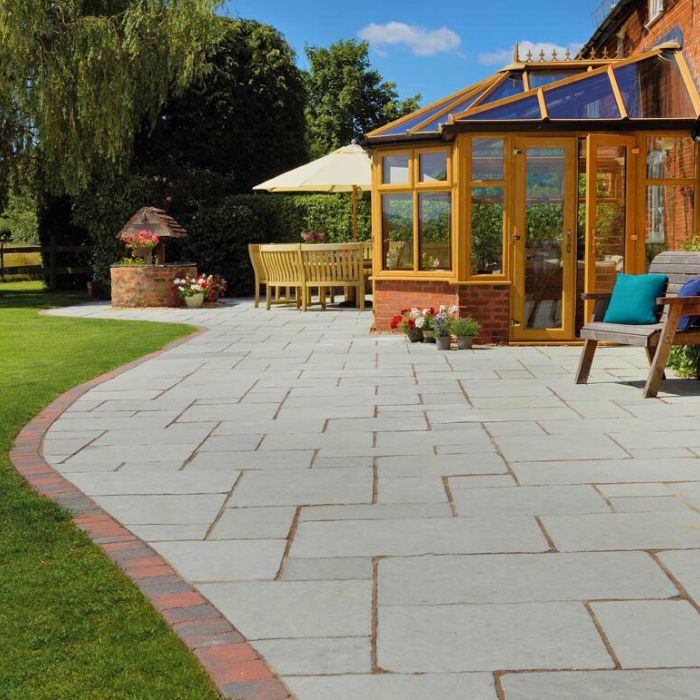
top-left (252, 140), bottom-right (371, 239)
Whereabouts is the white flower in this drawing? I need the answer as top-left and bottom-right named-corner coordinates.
top-left (422, 308), bottom-right (429, 316)
top-left (415, 316), bottom-right (425, 329)
top-left (448, 305), bottom-right (458, 314)
top-left (178, 286), bottom-right (184, 292)
top-left (173, 278), bottom-right (182, 284)
top-left (439, 304), bottom-right (447, 313)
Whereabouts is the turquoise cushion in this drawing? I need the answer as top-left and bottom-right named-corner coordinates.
top-left (603, 273), bottom-right (668, 325)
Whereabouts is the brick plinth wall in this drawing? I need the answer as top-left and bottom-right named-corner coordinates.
top-left (110, 263), bottom-right (197, 308)
top-left (374, 279), bottom-right (510, 344)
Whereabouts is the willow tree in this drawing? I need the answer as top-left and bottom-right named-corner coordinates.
top-left (0, 0), bottom-right (223, 198)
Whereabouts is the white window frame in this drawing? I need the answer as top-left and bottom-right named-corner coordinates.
top-left (647, 0), bottom-right (664, 27)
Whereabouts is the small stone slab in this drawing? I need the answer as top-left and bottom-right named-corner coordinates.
top-left (657, 550), bottom-right (700, 605)
top-left (92, 494), bottom-right (226, 525)
top-left (253, 637), bottom-right (371, 675)
top-left (282, 557), bottom-right (371, 581)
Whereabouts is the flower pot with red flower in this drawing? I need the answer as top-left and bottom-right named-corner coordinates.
top-left (123, 230), bottom-right (160, 263)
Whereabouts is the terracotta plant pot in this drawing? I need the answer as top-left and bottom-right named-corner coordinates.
top-left (436, 335), bottom-right (451, 350)
top-left (457, 336), bottom-right (474, 350)
top-left (185, 293), bottom-right (205, 308)
top-left (406, 328), bottom-right (423, 343)
top-left (422, 329), bottom-right (435, 343)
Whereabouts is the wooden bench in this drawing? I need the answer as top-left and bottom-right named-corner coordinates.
top-left (258, 244), bottom-right (304, 310)
top-left (576, 251), bottom-right (700, 398)
top-left (299, 242), bottom-right (365, 310)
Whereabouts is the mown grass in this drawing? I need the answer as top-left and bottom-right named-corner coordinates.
top-left (0, 281), bottom-right (221, 699)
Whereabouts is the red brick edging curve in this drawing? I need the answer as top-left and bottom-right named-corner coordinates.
top-left (9, 327), bottom-right (292, 700)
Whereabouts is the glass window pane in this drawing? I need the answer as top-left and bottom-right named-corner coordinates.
top-left (471, 186), bottom-right (503, 275)
top-left (380, 96), bottom-right (463, 135)
top-left (615, 53), bottom-right (695, 118)
top-left (646, 184), bottom-right (695, 263)
top-left (419, 152), bottom-right (448, 182)
top-left (382, 194), bottom-right (413, 269)
top-left (545, 72), bottom-right (620, 119)
top-left (420, 93), bottom-right (482, 131)
top-left (382, 155), bottom-right (409, 184)
top-left (646, 136), bottom-right (695, 179)
top-left (481, 73), bottom-right (523, 105)
top-left (471, 138), bottom-right (504, 181)
top-left (528, 69), bottom-right (585, 88)
top-left (419, 193), bottom-right (451, 270)
top-left (463, 94), bottom-right (541, 121)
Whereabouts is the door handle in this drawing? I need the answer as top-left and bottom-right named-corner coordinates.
top-left (566, 229), bottom-right (571, 254)
top-left (512, 233), bottom-right (521, 241)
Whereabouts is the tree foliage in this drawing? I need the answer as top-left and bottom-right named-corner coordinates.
top-left (135, 17), bottom-right (307, 194)
top-left (0, 0), bottom-right (223, 197)
top-left (304, 39), bottom-right (420, 157)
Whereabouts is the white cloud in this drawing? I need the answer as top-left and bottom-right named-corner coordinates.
top-left (358, 21), bottom-right (461, 57)
top-left (479, 40), bottom-right (583, 66)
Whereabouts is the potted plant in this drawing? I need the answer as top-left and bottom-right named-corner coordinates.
top-left (391, 308), bottom-right (423, 342)
top-left (451, 316), bottom-right (481, 349)
top-left (434, 305), bottom-right (457, 350)
top-left (419, 308), bottom-right (436, 342)
top-left (123, 230), bottom-right (159, 263)
top-left (173, 275), bottom-right (208, 308)
top-left (301, 232), bottom-right (325, 242)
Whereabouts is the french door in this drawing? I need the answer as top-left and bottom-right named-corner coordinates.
top-left (510, 137), bottom-right (578, 341)
top-left (582, 134), bottom-right (637, 323)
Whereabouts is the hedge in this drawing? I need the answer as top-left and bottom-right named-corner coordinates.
top-left (68, 182), bottom-right (371, 295)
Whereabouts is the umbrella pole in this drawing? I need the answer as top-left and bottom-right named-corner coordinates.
top-left (352, 186), bottom-right (358, 240)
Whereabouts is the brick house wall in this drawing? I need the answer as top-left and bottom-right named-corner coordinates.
top-left (592, 0), bottom-right (699, 78)
top-left (374, 280), bottom-right (510, 344)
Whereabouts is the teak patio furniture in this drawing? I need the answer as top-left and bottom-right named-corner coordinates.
top-left (258, 244), bottom-right (305, 310)
top-left (248, 243), bottom-right (295, 308)
top-left (258, 242), bottom-right (367, 311)
top-left (576, 251), bottom-right (700, 398)
top-left (299, 243), bottom-right (366, 310)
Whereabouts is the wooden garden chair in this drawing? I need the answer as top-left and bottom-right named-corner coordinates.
top-left (576, 251), bottom-right (700, 398)
top-left (249, 243), bottom-right (297, 308)
top-left (299, 242), bottom-right (366, 310)
top-left (258, 244), bottom-right (305, 310)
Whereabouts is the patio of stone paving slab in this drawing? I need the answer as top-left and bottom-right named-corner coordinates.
top-left (42, 300), bottom-right (700, 699)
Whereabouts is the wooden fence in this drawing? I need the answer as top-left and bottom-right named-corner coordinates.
top-left (0, 237), bottom-right (90, 290)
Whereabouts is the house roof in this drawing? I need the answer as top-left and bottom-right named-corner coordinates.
top-left (366, 43), bottom-right (699, 143)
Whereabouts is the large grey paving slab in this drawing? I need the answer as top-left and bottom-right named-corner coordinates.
top-left (657, 550), bottom-right (700, 605)
top-left (66, 470), bottom-right (237, 496)
top-left (91, 494), bottom-right (225, 525)
top-left (151, 540), bottom-right (285, 581)
top-left (292, 516), bottom-right (548, 558)
top-left (197, 580), bottom-right (371, 639)
top-left (208, 506), bottom-right (295, 539)
top-left (379, 552), bottom-right (676, 606)
top-left (282, 557), bottom-right (371, 581)
top-left (494, 434), bottom-right (628, 462)
top-left (453, 484), bottom-right (610, 516)
top-left (378, 602), bottom-right (613, 672)
top-left (591, 601), bottom-right (700, 668)
top-left (541, 512), bottom-right (700, 551)
top-left (501, 669), bottom-right (700, 699)
top-left (253, 637), bottom-right (371, 675)
top-left (284, 673), bottom-right (497, 700)
top-left (228, 469), bottom-right (372, 507)
top-left (377, 452), bottom-right (506, 477)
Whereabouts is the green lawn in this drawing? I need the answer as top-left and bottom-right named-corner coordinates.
top-left (0, 281), bottom-right (221, 699)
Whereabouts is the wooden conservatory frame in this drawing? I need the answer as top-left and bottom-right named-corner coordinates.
top-left (367, 43), bottom-right (700, 342)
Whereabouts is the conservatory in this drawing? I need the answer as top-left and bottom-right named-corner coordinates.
top-left (367, 42), bottom-right (700, 342)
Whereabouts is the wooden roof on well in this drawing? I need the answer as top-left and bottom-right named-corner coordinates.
top-left (118, 207), bottom-right (187, 240)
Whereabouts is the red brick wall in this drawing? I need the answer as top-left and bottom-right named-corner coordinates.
top-left (374, 279), bottom-right (510, 344)
top-left (111, 264), bottom-right (197, 307)
top-left (596, 0), bottom-right (699, 78)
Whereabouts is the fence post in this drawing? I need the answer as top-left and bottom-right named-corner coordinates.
top-left (49, 235), bottom-right (57, 291)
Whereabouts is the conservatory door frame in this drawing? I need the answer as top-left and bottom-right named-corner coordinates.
top-left (510, 136), bottom-right (578, 342)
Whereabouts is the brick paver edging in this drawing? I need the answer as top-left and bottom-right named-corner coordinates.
top-left (9, 327), bottom-right (292, 700)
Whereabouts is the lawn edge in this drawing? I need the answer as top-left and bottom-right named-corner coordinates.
top-left (9, 324), bottom-right (292, 700)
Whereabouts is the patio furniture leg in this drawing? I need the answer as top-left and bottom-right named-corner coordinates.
top-left (645, 341), bottom-right (666, 380)
top-left (357, 282), bottom-right (365, 310)
top-left (575, 339), bottom-right (598, 384)
top-left (265, 284), bottom-right (272, 310)
top-left (644, 306), bottom-right (682, 398)
top-left (320, 286), bottom-right (326, 310)
top-left (254, 280), bottom-right (261, 309)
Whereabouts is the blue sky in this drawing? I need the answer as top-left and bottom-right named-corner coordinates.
top-left (226, 0), bottom-right (601, 105)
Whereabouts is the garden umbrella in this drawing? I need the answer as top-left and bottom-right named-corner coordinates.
top-left (253, 140), bottom-right (371, 239)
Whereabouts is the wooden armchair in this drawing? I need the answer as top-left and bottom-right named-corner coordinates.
top-left (576, 251), bottom-right (700, 398)
top-left (258, 244), bottom-right (305, 310)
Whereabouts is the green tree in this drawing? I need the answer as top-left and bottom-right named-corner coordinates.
top-left (0, 0), bottom-right (223, 198)
top-left (304, 39), bottom-right (420, 157)
top-left (135, 17), bottom-right (307, 197)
